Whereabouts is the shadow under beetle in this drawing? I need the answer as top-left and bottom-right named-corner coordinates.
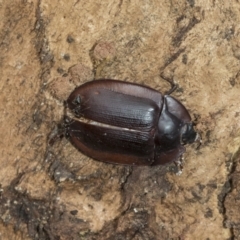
top-left (63, 79), bottom-right (200, 166)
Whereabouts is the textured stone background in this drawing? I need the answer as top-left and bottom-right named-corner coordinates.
top-left (0, 1), bottom-right (240, 239)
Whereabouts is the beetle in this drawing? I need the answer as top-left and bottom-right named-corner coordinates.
top-left (64, 79), bottom-right (199, 166)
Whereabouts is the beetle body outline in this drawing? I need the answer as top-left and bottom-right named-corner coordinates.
top-left (65, 79), bottom-right (198, 166)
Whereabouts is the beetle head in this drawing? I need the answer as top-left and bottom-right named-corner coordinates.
top-left (181, 123), bottom-right (198, 145)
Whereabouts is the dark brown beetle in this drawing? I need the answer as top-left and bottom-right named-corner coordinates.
top-left (64, 79), bottom-right (199, 166)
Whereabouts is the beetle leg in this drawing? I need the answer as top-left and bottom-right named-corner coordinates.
top-left (159, 47), bottom-right (185, 94)
top-left (194, 132), bottom-right (202, 150)
top-left (64, 116), bottom-right (75, 126)
top-left (174, 156), bottom-right (184, 175)
top-left (160, 72), bottom-right (178, 95)
top-left (48, 122), bottom-right (65, 146)
top-left (191, 115), bottom-right (202, 149)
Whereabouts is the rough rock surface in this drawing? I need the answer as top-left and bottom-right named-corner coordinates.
top-left (0, 1), bottom-right (240, 239)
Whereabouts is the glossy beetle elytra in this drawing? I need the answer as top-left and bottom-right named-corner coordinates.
top-left (64, 79), bottom-right (199, 166)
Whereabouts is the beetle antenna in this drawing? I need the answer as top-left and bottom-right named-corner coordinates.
top-left (160, 73), bottom-right (178, 95)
